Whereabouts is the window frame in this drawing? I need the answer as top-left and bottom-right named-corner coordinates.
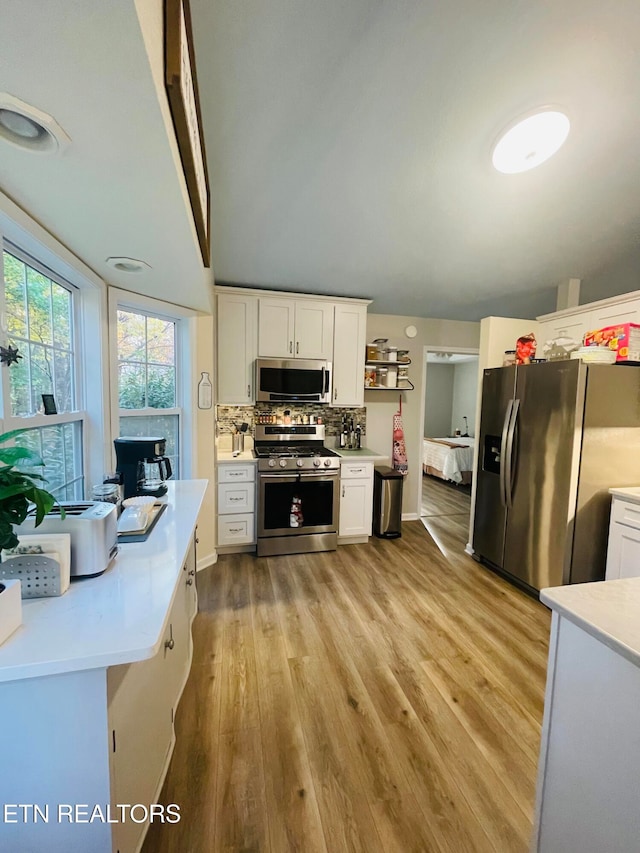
top-left (0, 203), bottom-right (109, 499)
top-left (108, 288), bottom-right (196, 479)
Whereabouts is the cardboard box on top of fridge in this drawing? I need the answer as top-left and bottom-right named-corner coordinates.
top-left (583, 323), bottom-right (640, 362)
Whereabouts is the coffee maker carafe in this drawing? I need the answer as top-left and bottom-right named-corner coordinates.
top-left (114, 436), bottom-right (173, 499)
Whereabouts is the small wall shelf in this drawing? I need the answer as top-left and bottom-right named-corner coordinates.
top-left (364, 350), bottom-right (413, 391)
top-left (365, 382), bottom-right (414, 391)
top-left (365, 358), bottom-right (412, 367)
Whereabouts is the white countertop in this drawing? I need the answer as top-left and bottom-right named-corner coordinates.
top-left (217, 449), bottom-right (256, 462)
top-left (609, 486), bottom-right (640, 504)
top-left (0, 480), bottom-right (207, 684)
top-left (541, 577), bottom-right (640, 669)
top-left (336, 447), bottom-right (391, 463)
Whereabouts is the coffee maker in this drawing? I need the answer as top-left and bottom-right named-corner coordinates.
top-left (114, 436), bottom-right (173, 499)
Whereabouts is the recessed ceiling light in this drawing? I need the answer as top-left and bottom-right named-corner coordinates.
top-left (106, 257), bottom-right (152, 274)
top-left (0, 93), bottom-right (70, 154)
top-left (492, 107), bottom-right (570, 174)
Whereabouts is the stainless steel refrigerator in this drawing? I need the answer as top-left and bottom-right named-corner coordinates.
top-left (473, 360), bottom-right (640, 592)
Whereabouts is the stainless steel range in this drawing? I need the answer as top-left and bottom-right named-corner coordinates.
top-left (254, 424), bottom-right (340, 557)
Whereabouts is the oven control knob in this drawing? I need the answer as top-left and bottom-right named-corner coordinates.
top-left (323, 458), bottom-right (333, 468)
top-left (268, 458), bottom-right (276, 468)
top-left (296, 459), bottom-right (304, 468)
top-left (279, 459), bottom-right (288, 468)
top-left (313, 458), bottom-right (321, 467)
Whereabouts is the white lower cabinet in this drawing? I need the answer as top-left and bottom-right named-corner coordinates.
top-left (338, 461), bottom-right (374, 542)
top-left (109, 546), bottom-right (197, 853)
top-left (217, 461), bottom-right (256, 550)
top-left (605, 495), bottom-right (640, 580)
top-left (0, 540), bottom-right (198, 853)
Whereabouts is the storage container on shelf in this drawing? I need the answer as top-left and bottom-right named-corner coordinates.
top-left (381, 346), bottom-right (398, 362)
top-left (384, 366), bottom-right (398, 387)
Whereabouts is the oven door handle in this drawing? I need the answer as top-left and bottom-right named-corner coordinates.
top-left (259, 472), bottom-right (338, 483)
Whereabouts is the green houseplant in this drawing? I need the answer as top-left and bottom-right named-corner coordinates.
top-left (0, 428), bottom-right (63, 553)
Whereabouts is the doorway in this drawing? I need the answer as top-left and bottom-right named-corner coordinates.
top-left (419, 349), bottom-right (479, 532)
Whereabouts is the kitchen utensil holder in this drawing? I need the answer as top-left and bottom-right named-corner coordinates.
top-left (0, 555), bottom-right (64, 598)
top-left (232, 433), bottom-right (245, 453)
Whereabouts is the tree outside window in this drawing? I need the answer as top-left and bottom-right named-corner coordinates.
top-left (117, 308), bottom-right (180, 477)
top-left (2, 249), bottom-right (83, 499)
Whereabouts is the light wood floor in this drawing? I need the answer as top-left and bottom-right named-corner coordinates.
top-left (421, 472), bottom-right (471, 519)
top-left (143, 518), bottom-right (550, 853)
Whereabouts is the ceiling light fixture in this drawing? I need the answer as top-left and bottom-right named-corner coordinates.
top-left (0, 93), bottom-right (70, 155)
top-left (106, 257), bottom-right (152, 274)
top-left (492, 107), bottom-right (570, 174)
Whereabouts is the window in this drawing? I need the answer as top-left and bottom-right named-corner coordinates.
top-left (116, 306), bottom-right (181, 477)
top-left (1, 247), bottom-right (84, 499)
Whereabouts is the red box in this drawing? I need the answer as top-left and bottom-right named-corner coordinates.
top-left (583, 323), bottom-right (640, 362)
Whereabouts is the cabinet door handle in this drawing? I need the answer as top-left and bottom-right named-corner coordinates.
top-left (334, 387), bottom-right (338, 401)
top-left (186, 578), bottom-right (193, 586)
top-left (342, 485), bottom-right (345, 498)
top-left (165, 624), bottom-right (175, 651)
top-left (296, 341), bottom-right (299, 354)
top-left (289, 341), bottom-right (293, 354)
top-left (247, 384), bottom-right (251, 398)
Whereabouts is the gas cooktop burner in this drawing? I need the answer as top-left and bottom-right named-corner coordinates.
top-left (253, 423), bottom-right (341, 472)
top-left (254, 445), bottom-right (339, 459)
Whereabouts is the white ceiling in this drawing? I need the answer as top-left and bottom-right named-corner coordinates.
top-left (426, 353), bottom-right (478, 365)
top-left (0, 0), bottom-right (212, 312)
top-left (191, 0), bottom-right (640, 320)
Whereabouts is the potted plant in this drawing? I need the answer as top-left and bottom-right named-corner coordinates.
top-left (0, 427), bottom-right (63, 645)
top-left (0, 428), bottom-right (62, 551)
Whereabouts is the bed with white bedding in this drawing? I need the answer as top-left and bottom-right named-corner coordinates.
top-left (422, 437), bottom-right (475, 485)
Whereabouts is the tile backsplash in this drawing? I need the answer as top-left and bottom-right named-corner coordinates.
top-left (216, 404), bottom-right (366, 437)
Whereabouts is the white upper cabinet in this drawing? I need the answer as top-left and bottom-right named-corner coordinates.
top-left (257, 297), bottom-right (296, 357)
top-left (217, 292), bottom-right (257, 404)
top-left (258, 297), bottom-right (334, 360)
top-left (332, 303), bottom-right (367, 407)
top-left (537, 289), bottom-right (640, 355)
top-left (591, 298), bottom-right (640, 330)
top-left (538, 311), bottom-right (595, 351)
top-left (294, 301), bottom-right (334, 359)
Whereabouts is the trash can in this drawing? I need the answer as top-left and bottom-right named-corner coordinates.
top-left (373, 466), bottom-right (404, 538)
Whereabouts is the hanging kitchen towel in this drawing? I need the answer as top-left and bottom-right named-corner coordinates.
top-left (393, 396), bottom-right (408, 476)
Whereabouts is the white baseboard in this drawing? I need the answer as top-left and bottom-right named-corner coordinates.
top-left (464, 542), bottom-right (474, 557)
top-left (197, 550), bottom-right (217, 572)
top-left (338, 535), bottom-right (369, 545)
top-left (402, 512), bottom-right (419, 521)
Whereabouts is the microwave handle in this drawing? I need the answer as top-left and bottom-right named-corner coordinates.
top-left (323, 367), bottom-right (329, 395)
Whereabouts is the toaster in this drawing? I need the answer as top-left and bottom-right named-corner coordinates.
top-left (15, 501), bottom-right (118, 578)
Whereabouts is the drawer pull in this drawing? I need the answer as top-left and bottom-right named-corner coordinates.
top-left (230, 496), bottom-right (244, 502)
top-left (186, 578), bottom-right (193, 586)
top-left (165, 625), bottom-right (175, 651)
top-left (229, 527), bottom-right (243, 533)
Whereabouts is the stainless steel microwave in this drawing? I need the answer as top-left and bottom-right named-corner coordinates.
top-left (256, 358), bottom-right (332, 403)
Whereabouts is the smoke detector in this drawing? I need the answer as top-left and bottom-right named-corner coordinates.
top-left (0, 94), bottom-right (70, 155)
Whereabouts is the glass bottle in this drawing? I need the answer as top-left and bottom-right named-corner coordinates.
top-left (198, 372), bottom-right (212, 409)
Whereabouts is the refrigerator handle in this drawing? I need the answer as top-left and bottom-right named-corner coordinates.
top-left (499, 399), bottom-right (514, 508)
top-left (505, 398), bottom-right (520, 509)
